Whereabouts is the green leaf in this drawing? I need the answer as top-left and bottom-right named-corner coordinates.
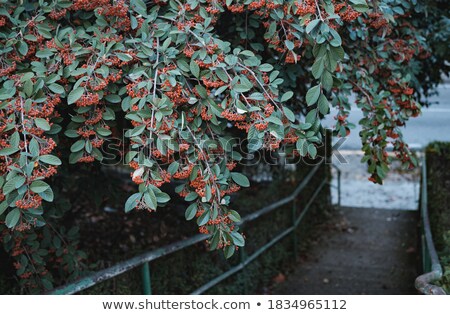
top-left (329, 29), bottom-right (342, 47)
top-left (215, 68), bottom-right (229, 82)
top-left (306, 19), bottom-right (321, 34)
top-left (225, 55), bottom-right (238, 66)
top-left (185, 203), bottom-right (197, 220)
top-left (0, 201), bottom-right (8, 216)
top-left (23, 80), bottom-right (33, 97)
top-left (67, 87), bottom-right (84, 105)
top-left (281, 91), bottom-right (294, 102)
top-left (311, 57), bottom-right (325, 79)
top-left (96, 128), bottom-right (112, 137)
top-left (234, 84), bottom-right (252, 93)
top-left (195, 84), bottom-right (208, 98)
top-left (116, 53), bottom-right (133, 61)
top-left (306, 85), bottom-right (321, 106)
top-left (0, 147), bottom-right (19, 156)
top-left (296, 139), bottom-right (308, 156)
top-left (105, 94), bottom-right (121, 103)
top-left (259, 63), bottom-right (274, 72)
top-left (144, 189), bottom-right (157, 210)
top-left (283, 106), bottom-right (296, 122)
top-left (17, 41), bottom-right (29, 55)
top-left (125, 193), bottom-right (141, 212)
top-left (39, 155), bottom-right (62, 165)
top-left (209, 231), bottom-right (220, 249)
top-left (36, 49), bottom-right (53, 58)
top-left (231, 172), bottom-right (250, 187)
top-left (69, 151), bottom-right (83, 164)
top-left (70, 140), bottom-right (85, 152)
top-left (129, 125), bottom-right (146, 137)
top-left (266, 116), bottom-right (283, 126)
top-left (349, 0), bottom-right (369, 12)
top-left (65, 129), bottom-right (79, 138)
top-left (190, 59), bottom-right (200, 78)
top-left (305, 109), bottom-right (317, 124)
top-left (228, 210), bottom-right (241, 222)
top-left (30, 180), bottom-right (50, 193)
top-left (168, 161), bottom-right (179, 175)
top-left (3, 176), bottom-right (25, 194)
top-left (41, 278), bottom-right (54, 291)
top-left (29, 139), bottom-right (39, 157)
top-left (330, 45), bottom-right (345, 61)
top-left (318, 94), bottom-right (330, 115)
top-left (48, 83), bottom-right (65, 94)
top-left (35, 118), bottom-right (51, 131)
top-left (5, 209), bottom-right (20, 228)
top-left (224, 244), bottom-right (235, 258)
top-left (131, 0), bottom-right (147, 15)
top-left (24, 34), bottom-right (37, 41)
top-left (39, 187), bottom-right (54, 202)
top-left (125, 151), bottom-right (138, 163)
top-left (321, 71), bottom-right (334, 92)
top-left (248, 138), bottom-right (262, 152)
top-left (248, 92), bottom-right (265, 101)
top-left (10, 132), bottom-right (19, 149)
top-left (185, 192), bottom-right (198, 202)
top-left (156, 191), bottom-right (170, 203)
top-left (230, 231), bottom-right (245, 247)
top-left (197, 210), bottom-right (210, 226)
top-left (308, 144), bottom-right (317, 159)
top-left (284, 40), bottom-right (294, 51)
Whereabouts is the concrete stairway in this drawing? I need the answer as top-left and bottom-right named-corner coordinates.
top-left (273, 207), bottom-right (419, 294)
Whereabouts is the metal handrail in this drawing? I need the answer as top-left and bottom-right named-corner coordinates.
top-left (50, 160), bottom-right (331, 295)
top-left (415, 155), bottom-right (446, 295)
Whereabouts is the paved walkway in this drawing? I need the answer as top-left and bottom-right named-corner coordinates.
top-left (273, 207), bottom-right (419, 294)
top-left (331, 152), bottom-right (420, 210)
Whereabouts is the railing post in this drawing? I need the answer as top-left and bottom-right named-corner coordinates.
top-left (239, 224), bottom-right (249, 294)
top-left (292, 198), bottom-right (298, 261)
top-left (337, 168), bottom-right (341, 208)
top-left (141, 262), bottom-right (152, 295)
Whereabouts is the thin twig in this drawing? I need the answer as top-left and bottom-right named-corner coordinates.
top-left (348, 79), bottom-right (374, 108)
top-left (314, 0), bottom-right (324, 21)
top-left (237, 62), bottom-right (283, 112)
top-left (186, 126), bottom-right (222, 205)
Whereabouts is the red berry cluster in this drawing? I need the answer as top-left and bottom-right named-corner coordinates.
top-left (15, 192), bottom-right (43, 210)
top-left (335, 3), bottom-right (361, 22)
top-left (97, 0), bottom-right (131, 32)
top-left (70, 0), bottom-right (109, 11)
top-left (75, 92), bottom-right (100, 107)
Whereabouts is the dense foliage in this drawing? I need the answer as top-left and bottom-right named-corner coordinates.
top-left (0, 0), bottom-right (448, 291)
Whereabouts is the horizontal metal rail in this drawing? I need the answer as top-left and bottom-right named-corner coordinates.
top-left (50, 233), bottom-right (209, 295)
top-left (50, 161), bottom-right (327, 295)
top-left (415, 155), bottom-right (446, 295)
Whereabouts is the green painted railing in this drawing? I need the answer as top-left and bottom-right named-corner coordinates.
top-left (415, 155), bottom-right (446, 295)
top-left (50, 160), bottom-right (335, 295)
